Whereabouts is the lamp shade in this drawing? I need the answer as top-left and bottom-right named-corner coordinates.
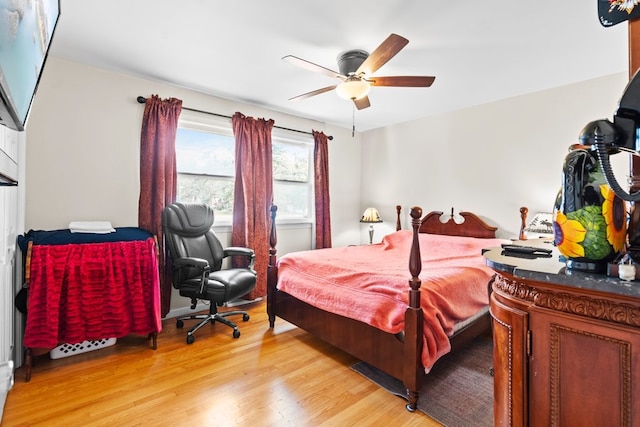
top-left (524, 212), bottom-right (553, 235)
top-left (360, 207), bottom-right (382, 223)
top-left (336, 79), bottom-right (371, 100)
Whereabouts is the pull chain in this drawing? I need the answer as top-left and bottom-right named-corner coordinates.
top-left (352, 104), bottom-right (356, 137)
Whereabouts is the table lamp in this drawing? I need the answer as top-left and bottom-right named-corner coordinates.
top-left (360, 207), bottom-right (383, 244)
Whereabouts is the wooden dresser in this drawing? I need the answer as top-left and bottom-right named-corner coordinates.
top-left (484, 239), bottom-right (640, 427)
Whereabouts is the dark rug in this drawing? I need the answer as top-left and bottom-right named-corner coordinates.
top-left (351, 335), bottom-right (493, 426)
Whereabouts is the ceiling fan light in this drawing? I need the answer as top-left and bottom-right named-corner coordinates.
top-left (335, 79), bottom-right (370, 101)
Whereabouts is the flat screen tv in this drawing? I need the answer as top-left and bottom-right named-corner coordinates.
top-left (0, 0), bottom-right (60, 131)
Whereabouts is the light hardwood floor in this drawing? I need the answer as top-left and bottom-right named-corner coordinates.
top-left (2, 300), bottom-right (439, 426)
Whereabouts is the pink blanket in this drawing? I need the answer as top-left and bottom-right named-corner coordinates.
top-left (276, 230), bottom-right (508, 371)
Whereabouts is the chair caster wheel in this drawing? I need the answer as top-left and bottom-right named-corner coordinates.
top-left (243, 314), bottom-right (250, 321)
top-left (186, 334), bottom-right (195, 344)
top-left (233, 329), bottom-right (240, 339)
top-left (176, 319), bottom-right (184, 329)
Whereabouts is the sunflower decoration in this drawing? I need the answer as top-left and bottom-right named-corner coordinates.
top-left (554, 184), bottom-right (627, 261)
top-left (600, 0), bottom-right (640, 27)
top-left (608, 0), bottom-right (640, 14)
top-left (554, 211), bottom-right (586, 258)
top-left (600, 185), bottom-right (627, 253)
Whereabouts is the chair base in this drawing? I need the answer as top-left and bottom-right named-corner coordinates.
top-left (176, 308), bottom-right (250, 344)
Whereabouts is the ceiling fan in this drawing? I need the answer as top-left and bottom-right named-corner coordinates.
top-left (282, 33), bottom-right (435, 110)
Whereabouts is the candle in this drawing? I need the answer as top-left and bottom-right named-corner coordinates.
top-left (619, 263), bottom-right (636, 281)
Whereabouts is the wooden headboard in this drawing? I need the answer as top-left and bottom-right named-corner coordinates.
top-left (395, 206), bottom-right (498, 238)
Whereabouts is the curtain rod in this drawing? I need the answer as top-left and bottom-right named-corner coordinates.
top-left (136, 96), bottom-right (332, 140)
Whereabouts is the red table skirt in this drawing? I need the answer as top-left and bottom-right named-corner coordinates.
top-left (24, 237), bottom-right (162, 348)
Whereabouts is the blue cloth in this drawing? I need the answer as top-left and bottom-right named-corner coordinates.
top-left (18, 227), bottom-right (153, 252)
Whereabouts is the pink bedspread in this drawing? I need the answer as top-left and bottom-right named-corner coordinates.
top-left (276, 230), bottom-right (508, 371)
top-left (24, 237), bottom-right (162, 349)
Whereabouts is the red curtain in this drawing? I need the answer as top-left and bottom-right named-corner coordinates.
top-left (138, 95), bottom-right (182, 317)
top-left (313, 130), bottom-right (332, 249)
top-left (231, 112), bottom-right (274, 299)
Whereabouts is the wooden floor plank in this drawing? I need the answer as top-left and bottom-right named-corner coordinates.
top-left (2, 300), bottom-right (440, 426)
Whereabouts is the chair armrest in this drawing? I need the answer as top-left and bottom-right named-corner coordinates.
top-left (172, 257), bottom-right (210, 295)
top-left (224, 247), bottom-right (254, 258)
top-left (172, 257), bottom-right (210, 271)
top-left (224, 247), bottom-right (255, 270)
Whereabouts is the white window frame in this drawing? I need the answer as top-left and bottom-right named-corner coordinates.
top-left (176, 112), bottom-right (235, 226)
top-left (271, 128), bottom-right (314, 225)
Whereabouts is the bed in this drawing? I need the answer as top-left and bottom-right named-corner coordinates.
top-left (266, 205), bottom-right (508, 411)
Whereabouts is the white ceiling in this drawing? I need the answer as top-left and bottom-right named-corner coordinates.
top-left (49, 0), bottom-right (629, 132)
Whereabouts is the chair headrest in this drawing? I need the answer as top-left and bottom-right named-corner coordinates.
top-left (163, 202), bottom-right (215, 236)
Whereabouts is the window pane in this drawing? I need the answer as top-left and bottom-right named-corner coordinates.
top-left (175, 123), bottom-right (314, 223)
top-left (176, 128), bottom-right (235, 176)
top-left (178, 174), bottom-right (234, 218)
top-left (274, 181), bottom-right (310, 219)
top-left (273, 142), bottom-right (309, 182)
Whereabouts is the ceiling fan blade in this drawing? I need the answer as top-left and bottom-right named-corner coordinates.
top-left (282, 55), bottom-right (345, 80)
top-left (368, 76), bottom-right (435, 87)
top-left (356, 33), bottom-right (409, 76)
top-left (353, 96), bottom-right (371, 110)
top-left (288, 85), bottom-right (337, 102)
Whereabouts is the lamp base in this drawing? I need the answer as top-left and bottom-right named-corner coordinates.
top-left (368, 225), bottom-right (374, 245)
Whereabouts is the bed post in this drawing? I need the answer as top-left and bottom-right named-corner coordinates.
top-left (403, 206), bottom-right (424, 412)
top-left (518, 206), bottom-right (528, 240)
top-left (267, 205), bottom-right (278, 327)
top-left (396, 205), bottom-right (402, 231)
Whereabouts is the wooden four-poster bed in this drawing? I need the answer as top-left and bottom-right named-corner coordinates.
top-left (267, 205), bottom-right (507, 411)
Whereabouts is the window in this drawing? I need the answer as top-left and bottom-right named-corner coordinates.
top-left (175, 119), bottom-right (235, 221)
top-left (271, 131), bottom-right (313, 221)
top-left (175, 114), bottom-right (313, 224)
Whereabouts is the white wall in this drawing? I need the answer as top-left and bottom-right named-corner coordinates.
top-left (25, 57), bottom-right (361, 243)
top-left (23, 57), bottom-right (362, 315)
top-left (361, 73), bottom-right (631, 239)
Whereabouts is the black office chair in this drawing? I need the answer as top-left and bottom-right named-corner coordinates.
top-left (162, 202), bottom-right (257, 344)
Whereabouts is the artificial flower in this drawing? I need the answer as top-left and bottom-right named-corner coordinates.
top-left (609, 0), bottom-right (640, 13)
top-left (600, 185), bottom-right (627, 253)
top-left (554, 211), bottom-right (586, 258)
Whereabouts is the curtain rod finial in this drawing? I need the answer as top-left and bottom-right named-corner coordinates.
top-left (136, 96), bottom-right (146, 104)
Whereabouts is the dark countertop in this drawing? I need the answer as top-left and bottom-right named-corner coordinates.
top-left (483, 238), bottom-right (640, 299)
